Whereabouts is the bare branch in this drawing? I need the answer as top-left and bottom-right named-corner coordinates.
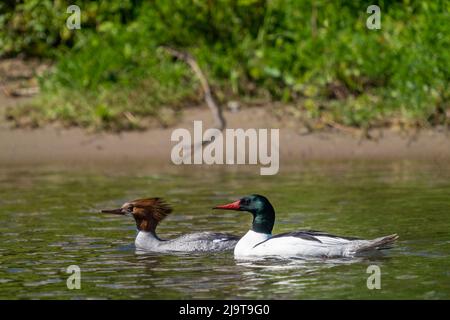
top-left (160, 46), bottom-right (226, 130)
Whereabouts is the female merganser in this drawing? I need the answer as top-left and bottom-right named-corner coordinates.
top-left (214, 194), bottom-right (399, 259)
top-left (101, 197), bottom-right (239, 252)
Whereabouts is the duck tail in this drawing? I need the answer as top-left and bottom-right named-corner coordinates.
top-left (354, 234), bottom-right (399, 254)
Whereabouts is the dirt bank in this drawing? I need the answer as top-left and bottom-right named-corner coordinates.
top-left (1, 102), bottom-right (450, 168)
top-left (1, 57), bottom-right (450, 169)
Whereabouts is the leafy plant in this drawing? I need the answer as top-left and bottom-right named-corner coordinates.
top-left (2, 0), bottom-right (449, 130)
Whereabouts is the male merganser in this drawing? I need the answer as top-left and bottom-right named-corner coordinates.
top-left (214, 194), bottom-right (399, 259)
top-left (101, 197), bottom-right (239, 252)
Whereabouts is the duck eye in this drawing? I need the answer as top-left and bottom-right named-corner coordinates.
top-left (241, 199), bottom-right (249, 206)
top-left (127, 206), bottom-right (134, 213)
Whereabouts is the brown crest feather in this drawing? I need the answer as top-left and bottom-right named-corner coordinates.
top-left (131, 197), bottom-right (173, 222)
top-left (129, 198), bottom-right (173, 232)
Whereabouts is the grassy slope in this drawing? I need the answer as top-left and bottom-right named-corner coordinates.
top-left (2, 0), bottom-right (449, 131)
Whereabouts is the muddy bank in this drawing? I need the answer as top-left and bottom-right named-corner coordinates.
top-left (1, 58), bottom-right (449, 169)
top-left (1, 107), bottom-right (449, 169)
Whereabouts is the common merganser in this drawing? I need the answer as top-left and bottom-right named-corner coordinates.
top-left (214, 194), bottom-right (399, 259)
top-left (101, 197), bottom-right (239, 252)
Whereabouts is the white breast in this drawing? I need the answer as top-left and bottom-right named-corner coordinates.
top-left (234, 230), bottom-right (271, 257)
top-left (135, 231), bottom-right (160, 250)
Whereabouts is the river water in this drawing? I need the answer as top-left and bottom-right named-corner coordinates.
top-left (0, 160), bottom-right (449, 299)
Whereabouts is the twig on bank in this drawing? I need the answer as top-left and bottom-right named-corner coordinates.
top-left (325, 120), bottom-right (374, 141)
top-left (160, 46), bottom-right (226, 130)
top-left (160, 46), bottom-right (228, 161)
top-left (326, 120), bottom-right (360, 135)
top-left (0, 79), bottom-right (10, 96)
top-left (11, 86), bottom-right (40, 97)
top-left (0, 79), bottom-right (39, 97)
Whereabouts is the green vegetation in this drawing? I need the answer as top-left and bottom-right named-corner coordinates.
top-left (1, 0), bottom-right (449, 130)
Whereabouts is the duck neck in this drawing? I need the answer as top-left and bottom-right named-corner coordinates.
top-left (136, 229), bottom-right (163, 243)
top-left (251, 206), bottom-right (275, 235)
top-left (140, 229), bottom-right (161, 240)
top-left (135, 218), bottom-right (161, 238)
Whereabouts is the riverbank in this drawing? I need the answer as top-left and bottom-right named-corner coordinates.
top-left (1, 102), bottom-right (449, 168)
top-left (1, 59), bottom-right (449, 169)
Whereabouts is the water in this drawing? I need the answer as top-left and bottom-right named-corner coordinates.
top-left (0, 161), bottom-right (449, 299)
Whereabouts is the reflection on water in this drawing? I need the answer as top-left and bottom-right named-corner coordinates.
top-left (0, 160), bottom-right (449, 299)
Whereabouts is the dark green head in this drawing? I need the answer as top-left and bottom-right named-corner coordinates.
top-left (213, 194), bottom-right (275, 234)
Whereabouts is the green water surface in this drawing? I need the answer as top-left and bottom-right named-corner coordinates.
top-left (0, 161), bottom-right (449, 299)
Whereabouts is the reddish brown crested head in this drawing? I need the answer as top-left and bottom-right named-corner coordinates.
top-left (101, 198), bottom-right (172, 233)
